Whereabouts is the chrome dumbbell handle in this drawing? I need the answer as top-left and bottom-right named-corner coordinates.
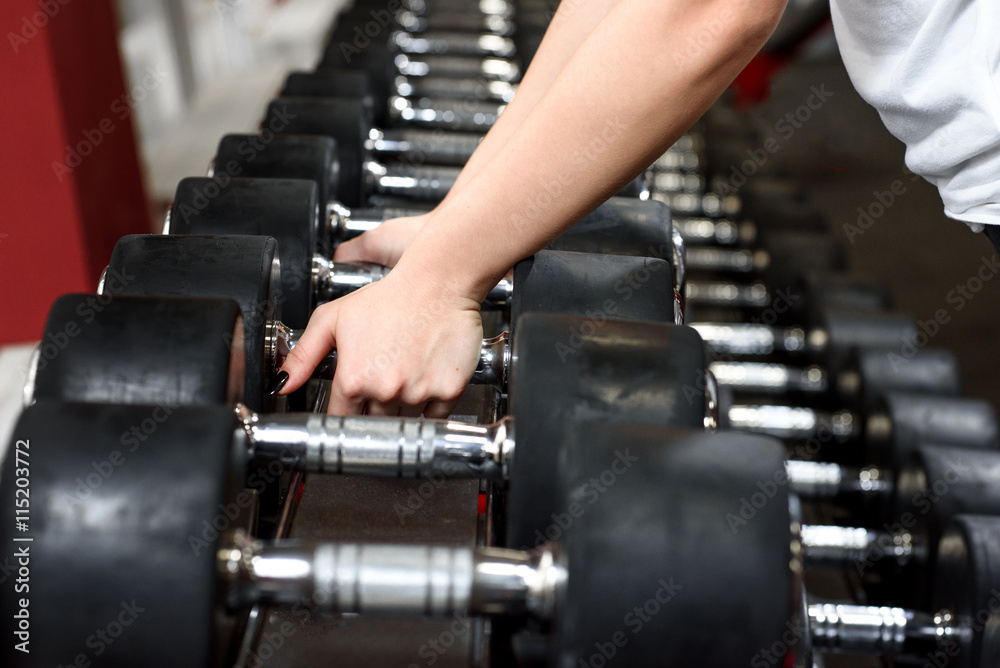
top-left (327, 202), bottom-right (424, 240)
top-left (402, 0), bottom-right (516, 20)
top-left (366, 160), bottom-right (461, 200)
top-left (391, 30), bottom-right (516, 58)
top-left (311, 255), bottom-right (512, 307)
top-left (394, 54), bottom-right (521, 83)
top-left (686, 280), bottom-right (769, 308)
top-left (396, 11), bottom-right (517, 36)
top-left (801, 524), bottom-right (918, 568)
top-left (808, 603), bottom-right (966, 658)
top-left (786, 460), bottom-right (892, 499)
top-left (692, 323), bottom-right (811, 356)
top-left (725, 405), bottom-right (857, 441)
top-left (388, 95), bottom-right (504, 131)
top-left (269, 323), bottom-right (509, 389)
top-left (240, 407), bottom-right (513, 482)
top-left (685, 247), bottom-right (769, 274)
top-left (710, 361), bottom-right (827, 394)
top-left (312, 258), bottom-right (391, 302)
top-left (367, 127), bottom-right (484, 165)
top-left (673, 216), bottom-right (756, 247)
top-left (394, 75), bottom-right (516, 103)
top-left (221, 530), bottom-right (562, 619)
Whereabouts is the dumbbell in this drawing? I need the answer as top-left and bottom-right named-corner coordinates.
top-left (711, 345), bottom-right (960, 412)
top-left (97, 233), bottom-right (679, 408)
top-left (258, 99), bottom-right (648, 205)
top-left (723, 391), bottom-right (998, 473)
top-left (804, 514), bottom-right (1000, 667)
top-left (0, 409), bottom-right (794, 667)
top-left (281, 69), bottom-right (503, 138)
top-left (170, 173), bottom-right (676, 296)
top-left (27, 298), bottom-right (709, 551)
top-left (788, 444), bottom-right (1000, 602)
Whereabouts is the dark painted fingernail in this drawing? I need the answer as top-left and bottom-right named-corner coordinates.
top-left (267, 370), bottom-right (289, 396)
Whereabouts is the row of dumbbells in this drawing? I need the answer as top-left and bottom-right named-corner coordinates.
top-left (3, 1), bottom-right (998, 666)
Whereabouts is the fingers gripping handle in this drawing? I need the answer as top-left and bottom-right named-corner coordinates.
top-left (269, 324), bottom-right (510, 389)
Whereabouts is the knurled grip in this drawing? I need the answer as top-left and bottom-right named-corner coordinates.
top-left (376, 164), bottom-right (461, 200)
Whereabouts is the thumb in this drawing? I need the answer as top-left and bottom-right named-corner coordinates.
top-left (274, 304), bottom-right (339, 395)
top-left (333, 235), bottom-right (369, 263)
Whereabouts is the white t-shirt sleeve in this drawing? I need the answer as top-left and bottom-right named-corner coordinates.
top-left (829, 0), bottom-right (1000, 228)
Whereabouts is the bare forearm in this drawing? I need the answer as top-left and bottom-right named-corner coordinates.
top-left (400, 0), bottom-right (786, 300)
top-left (442, 0), bottom-right (622, 198)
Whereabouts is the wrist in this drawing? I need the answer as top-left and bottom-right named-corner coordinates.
top-left (392, 206), bottom-right (508, 306)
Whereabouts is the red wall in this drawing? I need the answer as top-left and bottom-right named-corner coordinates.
top-left (0, 0), bottom-right (149, 344)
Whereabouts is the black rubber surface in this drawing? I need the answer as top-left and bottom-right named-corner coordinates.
top-left (282, 69), bottom-right (375, 112)
top-left (553, 423), bottom-right (792, 667)
top-left (852, 347), bottom-right (961, 410)
top-left (0, 401), bottom-right (246, 668)
top-left (932, 515), bottom-right (1000, 668)
top-left (897, 446), bottom-right (1000, 570)
top-left (820, 308), bottom-right (917, 374)
top-left (265, 98), bottom-right (372, 206)
top-left (170, 177), bottom-right (318, 329)
top-left (511, 250), bottom-right (676, 328)
top-left (548, 198), bottom-right (673, 258)
top-left (214, 134), bottom-right (339, 249)
top-left (872, 393), bottom-right (999, 471)
top-left (107, 234), bottom-right (281, 412)
top-left (505, 313), bottom-right (707, 549)
top-left (34, 294), bottom-right (245, 407)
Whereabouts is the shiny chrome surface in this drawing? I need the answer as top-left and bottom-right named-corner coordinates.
top-left (670, 224), bottom-right (686, 324)
top-left (686, 279), bottom-right (769, 308)
top-left (673, 217), bottom-right (753, 246)
top-left (472, 332), bottom-right (509, 389)
top-left (241, 408), bottom-right (513, 483)
top-left (221, 530), bottom-right (562, 619)
top-left (486, 278), bottom-right (512, 308)
top-left (366, 160), bottom-right (461, 200)
top-left (726, 405), bottom-right (856, 441)
top-left (692, 323), bottom-right (807, 356)
top-left (807, 604), bottom-right (965, 657)
top-left (391, 31), bottom-right (516, 58)
top-left (703, 369), bottom-right (719, 430)
top-left (685, 247), bottom-right (769, 274)
top-left (394, 75), bottom-right (516, 103)
top-left (801, 524), bottom-right (914, 567)
top-left (388, 95), bottom-right (503, 131)
top-left (709, 361), bottom-right (827, 394)
top-left (312, 257), bottom-right (391, 302)
top-left (96, 266), bottom-right (109, 295)
top-left (21, 345), bottom-right (41, 407)
top-left (786, 460), bottom-right (845, 498)
top-left (393, 55), bottom-right (520, 83)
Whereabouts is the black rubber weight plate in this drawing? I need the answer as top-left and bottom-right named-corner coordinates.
top-left (553, 422), bottom-right (792, 667)
top-left (107, 234), bottom-right (280, 412)
top-left (0, 400), bottom-right (246, 668)
top-left (505, 312), bottom-right (707, 550)
top-left (33, 294), bottom-right (245, 406)
top-left (170, 177), bottom-right (319, 330)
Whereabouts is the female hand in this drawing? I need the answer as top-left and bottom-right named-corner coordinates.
top-left (275, 264), bottom-right (485, 417)
top-left (333, 215), bottom-right (427, 268)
